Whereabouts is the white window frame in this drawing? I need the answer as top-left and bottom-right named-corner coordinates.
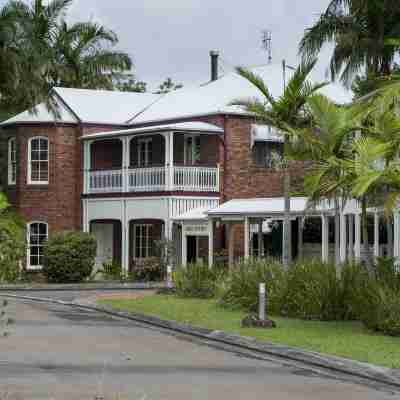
top-left (7, 137), bottom-right (17, 185)
top-left (28, 136), bottom-right (49, 185)
top-left (184, 134), bottom-right (201, 165)
top-left (133, 224), bottom-right (153, 259)
top-left (137, 138), bottom-right (152, 167)
top-left (26, 221), bottom-right (48, 270)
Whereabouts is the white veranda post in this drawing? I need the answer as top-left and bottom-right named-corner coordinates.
top-left (244, 217), bottom-right (250, 260)
top-left (208, 220), bottom-right (214, 268)
top-left (340, 213), bottom-right (347, 264)
top-left (321, 215), bottom-right (329, 263)
top-left (374, 212), bottom-right (380, 259)
top-left (355, 213), bottom-right (362, 261)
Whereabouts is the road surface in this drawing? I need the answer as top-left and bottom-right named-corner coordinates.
top-left (0, 291), bottom-right (398, 400)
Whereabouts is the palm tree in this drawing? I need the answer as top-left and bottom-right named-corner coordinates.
top-left (290, 94), bottom-right (366, 267)
top-left (299, 0), bottom-right (400, 86)
top-left (51, 21), bottom-right (132, 89)
top-left (231, 59), bottom-right (327, 268)
top-left (0, 0), bottom-right (132, 117)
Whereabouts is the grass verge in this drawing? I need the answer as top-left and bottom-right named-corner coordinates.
top-left (98, 295), bottom-right (400, 369)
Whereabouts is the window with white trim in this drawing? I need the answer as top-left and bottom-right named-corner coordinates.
top-left (134, 224), bottom-right (153, 258)
top-left (138, 138), bottom-right (153, 167)
top-left (184, 134), bottom-right (201, 165)
top-left (28, 137), bottom-right (49, 184)
top-left (8, 137), bottom-right (17, 185)
top-left (253, 141), bottom-right (284, 168)
top-left (27, 222), bottom-right (48, 269)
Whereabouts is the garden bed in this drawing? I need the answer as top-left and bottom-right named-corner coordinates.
top-left (98, 294), bottom-right (400, 369)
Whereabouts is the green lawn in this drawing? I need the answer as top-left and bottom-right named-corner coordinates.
top-left (99, 295), bottom-right (400, 369)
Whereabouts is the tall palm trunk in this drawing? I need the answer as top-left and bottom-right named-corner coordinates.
top-left (282, 166), bottom-right (291, 269)
top-left (361, 196), bottom-right (373, 274)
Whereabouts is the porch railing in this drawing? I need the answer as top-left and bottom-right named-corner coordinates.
top-left (128, 166), bottom-right (166, 192)
top-left (89, 169), bottom-right (123, 193)
top-left (86, 165), bottom-right (219, 194)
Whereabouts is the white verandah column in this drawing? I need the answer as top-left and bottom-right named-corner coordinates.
top-left (83, 140), bottom-right (92, 194)
top-left (393, 211), bottom-right (400, 265)
top-left (321, 215), bottom-right (329, 263)
top-left (340, 213), bottom-right (347, 264)
top-left (348, 214), bottom-right (354, 261)
top-left (244, 217), bottom-right (250, 260)
top-left (208, 219), bottom-right (214, 268)
top-left (374, 212), bottom-right (380, 259)
top-left (355, 213), bottom-right (362, 261)
top-left (228, 222), bottom-right (235, 269)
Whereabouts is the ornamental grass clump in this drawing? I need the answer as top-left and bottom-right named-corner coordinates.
top-left (217, 259), bottom-right (286, 315)
top-left (174, 262), bottom-right (224, 299)
top-left (283, 260), bottom-right (344, 321)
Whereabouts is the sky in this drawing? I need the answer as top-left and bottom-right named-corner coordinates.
top-left (0, 0), bottom-right (335, 90)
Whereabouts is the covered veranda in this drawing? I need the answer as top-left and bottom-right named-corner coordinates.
top-left (173, 197), bottom-right (399, 268)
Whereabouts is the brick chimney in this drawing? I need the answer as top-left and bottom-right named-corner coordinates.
top-left (210, 51), bottom-right (219, 81)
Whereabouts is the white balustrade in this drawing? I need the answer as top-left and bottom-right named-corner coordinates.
top-left (128, 166), bottom-right (167, 192)
top-left (173, 165), bottom-right (219, 192)
top-left (86, 165), bottom-right (219, 194)
top-left (89, 170), bottom-right (123, 193)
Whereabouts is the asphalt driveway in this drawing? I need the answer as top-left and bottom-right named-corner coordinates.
top-left (0, 291), bottom-right (398, 400)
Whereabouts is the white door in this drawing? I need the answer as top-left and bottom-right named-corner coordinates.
top-left (92, 223), bottom-right (114, 272)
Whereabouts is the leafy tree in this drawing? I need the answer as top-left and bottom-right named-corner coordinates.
top-left (299, 0), bottom-right (400, 86)
top-left (113, 73), bottom-right (147, 93)
top-left (155, 77), bottom-right (183, 94)
top-left (0, 0), bottom-right (132, 117)
top-left (290, 94), bottom-right (365, 267)
top-left (231, 59), bottom-right (326, 268)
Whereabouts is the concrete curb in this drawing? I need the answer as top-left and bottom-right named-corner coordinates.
top-left (0, 282), bottom-right (165, 292)
top-left (2, 292), bottom-right (400, 390)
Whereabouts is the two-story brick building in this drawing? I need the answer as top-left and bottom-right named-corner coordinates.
top-left (1, 58), bottom-right (351, 273)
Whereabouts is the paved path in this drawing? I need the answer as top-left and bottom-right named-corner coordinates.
top-left (0, 291), bottom-right (398, 400)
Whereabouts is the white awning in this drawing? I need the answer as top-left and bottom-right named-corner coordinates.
top-left (250, 124), bottom-right (284, 148)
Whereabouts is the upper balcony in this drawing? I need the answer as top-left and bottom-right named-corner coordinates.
top-left (82, 123), bottom-right (223, 195)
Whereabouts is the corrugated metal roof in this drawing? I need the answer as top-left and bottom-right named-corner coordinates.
top-left (81, 122), bottom-right (224, 140)
top-left (1, 63), bottom-right (353, 127)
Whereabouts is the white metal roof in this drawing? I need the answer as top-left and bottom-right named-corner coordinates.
top-left (250, 124), bottom-right (284, 147)
top-left (1, 63), bottom-right (352, 127)
top-left (172, 207), bottom-right (212, 222)
top-left (207, 197), bottom-right (334, 218)
top-left (81, 121), bottom-right (224, 140)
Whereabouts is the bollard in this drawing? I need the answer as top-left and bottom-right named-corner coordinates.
top-left (259, 283), bottom-right (266, 321)
top-left (167, 265), bottom-right (173, 288)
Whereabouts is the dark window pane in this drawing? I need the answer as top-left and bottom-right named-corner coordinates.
top-left (31, 139), bottom-right (39, 151)
top-left (39, 224), bottom-right (47, 235)
top-left (30, 256), bottom-right (38, 266)
top-left (40, 139), bottom-right (48, 150)
top-left (39, 151), bottom-right (48, 161)
top-left (31, 150), bottom-right (40, 161)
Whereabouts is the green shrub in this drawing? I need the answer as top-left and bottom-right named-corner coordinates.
top-left (360, 284), bottom-right (400, 336)
top-left (131, 257), bottom-right (163, 282)
top-left (283, 260), bottom-right (343, 321)
top-left (0, 209), bottom-right (25, 283)
top-left (217, 259), bottom-right (286, 314)
top-left (174, 262), bottom-right (223, 299)
top-left (42, 231), bottom-right (97, 283)
top-left (98, 260), bottom-right (123, 281)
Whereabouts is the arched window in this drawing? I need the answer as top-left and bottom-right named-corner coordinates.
top-left (28, 137), bottom-right (49, 184)
top-left (8, 137), bottom-right (17, 185)
top-left (27, 222), bottom-right (48, 270)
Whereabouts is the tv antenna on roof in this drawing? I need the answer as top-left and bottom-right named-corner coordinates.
top-left (262, 30), bottom-right (272, 64)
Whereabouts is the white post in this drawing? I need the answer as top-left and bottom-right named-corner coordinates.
top-left (374, 212), bottom-right (380, 259)
top-left (340, 213), bottom-right (347, 263)
top-left (258, 220), bottom-right (264, 259)
top-left (122, 137), bottom-right (130, 193)
top-left (393, 212), bottom-right (400, 264)
top-left (244, 217), bottom-right (250, 260)
top-left (122, 203), bottom-right (129, 275)
top-left (208, 219), bottom-right (214, 268)
top-left (348, 214), bottom-right (354, 261)
top-left (355, 213), bottom-right (361, 261)
top-left (169, 131), bottom-right (174, 191)
top-left (83, 140), bottom-right (92, 194)
top-left (182, 230), bottom-right (188, 268)
top-left (321, 215), bottom-right (329, 263)
top-left (228, 222), bottom-right (235, 269)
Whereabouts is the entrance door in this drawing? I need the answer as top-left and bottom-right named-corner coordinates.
top-left (187, 236), bottom-right (197, 264)
top-left (92, 223), bottom-right (114, 272)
